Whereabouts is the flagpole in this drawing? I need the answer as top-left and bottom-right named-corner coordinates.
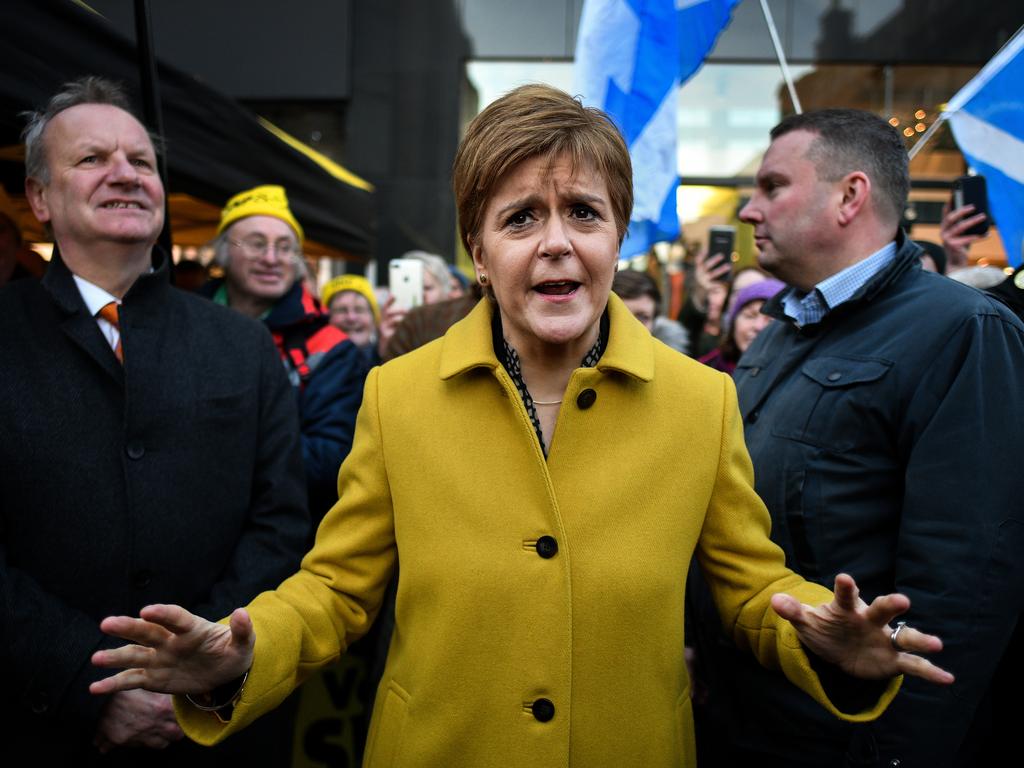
top-left (907, 112), bottom-right (948, 161)
top-left (910, 24), bottom-right (1024, 161)
top-left (758, 0), bottom-right (802, 114)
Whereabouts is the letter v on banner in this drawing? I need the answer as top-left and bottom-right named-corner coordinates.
top-left (575, 0), bottom-right (741, 260)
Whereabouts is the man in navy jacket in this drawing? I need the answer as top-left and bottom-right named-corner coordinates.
top-left (693, 109), bottom-right (1024, 767)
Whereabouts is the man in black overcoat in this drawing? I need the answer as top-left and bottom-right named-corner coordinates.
top-left (0, 77), bottom-right (309, 765)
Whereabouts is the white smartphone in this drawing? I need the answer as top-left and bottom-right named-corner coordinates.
top-left (389, 258), bottom-right (425, 311)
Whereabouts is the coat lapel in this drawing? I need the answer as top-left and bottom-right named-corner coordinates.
top-left (437, 293), bottom-right (656, 383)
top-left (42, 250), bottom-right (124, 384)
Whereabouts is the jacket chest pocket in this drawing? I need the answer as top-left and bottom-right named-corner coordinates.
top-left (770, 356), bottom-right (893, 453)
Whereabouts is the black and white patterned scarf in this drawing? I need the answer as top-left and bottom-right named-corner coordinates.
top-left (492, 307), bottom-right (609, 456)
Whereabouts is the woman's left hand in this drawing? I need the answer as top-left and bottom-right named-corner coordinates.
top-left (771, 573), bottom-right (955, 685)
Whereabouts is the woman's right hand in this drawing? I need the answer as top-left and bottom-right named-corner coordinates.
top-left (90, 605), bottom-right (255, 696)
top-left (691, 248), bottom-right (732, 312)
top-left (940, 201), bottom-right (987, 270)
top-left (377, 296), bottom-right (408, 358)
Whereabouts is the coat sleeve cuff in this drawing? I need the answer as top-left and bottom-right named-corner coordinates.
top-left (776, 619), bottom-right (903, 722)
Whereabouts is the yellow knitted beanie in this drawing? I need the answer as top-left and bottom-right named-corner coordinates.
top-left (217, 184), bottom-right (304, 244)
top-left (321, 274), bottom-right (381, 324)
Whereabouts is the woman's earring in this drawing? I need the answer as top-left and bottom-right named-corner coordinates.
top-left (478, 273), bottom-right (489, 285)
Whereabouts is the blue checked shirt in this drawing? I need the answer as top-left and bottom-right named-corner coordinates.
top-left (781, 242), bottom-right (898, 326)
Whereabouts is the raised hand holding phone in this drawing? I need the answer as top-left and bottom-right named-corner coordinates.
top-left (951, 174), bottom-right (990, 236)
top-left (942, 175), bottom-right (990, 269)
top-left (707, 225), bottom-right (736, 282)
top-left (389, 258), bottom-right (425, 311)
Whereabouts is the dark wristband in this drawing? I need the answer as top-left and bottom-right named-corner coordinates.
top-left (184, 669), bottom-right (249, 722)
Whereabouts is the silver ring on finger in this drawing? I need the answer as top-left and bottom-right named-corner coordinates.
top-left (890, 620), bottom-right (909, 651)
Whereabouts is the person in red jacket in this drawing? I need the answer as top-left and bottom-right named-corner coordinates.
top-left (206, 185), bottom-right (368, 523)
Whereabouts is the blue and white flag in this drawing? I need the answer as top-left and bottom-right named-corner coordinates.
top-left (945, 26), bottom-right (1024, 266)
top-left (575, 0), bottom-right (740, 258)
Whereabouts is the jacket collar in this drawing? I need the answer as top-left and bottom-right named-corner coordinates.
top-left (40, 244), bottom-right (169, 383)
top-left (201, 277), bottom-right (325, 331)
top-left (263, 280), bottom-right (323, 330)
top-left (42, 244), bottom-right (169, 316)
top-left (438, 292), bottom-right (654, 383)
top-left (762, 228), bottom-right (921, 323)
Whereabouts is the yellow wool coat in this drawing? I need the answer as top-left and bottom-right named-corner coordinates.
top-left (178, 295), bottom-right (898, 767)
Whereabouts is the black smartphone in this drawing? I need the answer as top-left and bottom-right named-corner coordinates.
top-left (708, 225), bottom-right (735, 281)
top-left (951, 175), bottom-right (990, 236)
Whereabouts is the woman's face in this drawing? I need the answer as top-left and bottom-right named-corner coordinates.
top-left (622, 294), bottom-right (656, 332)
top-left (732, 299), bottom-right (772, 353)
top-left (422, 269), bottom-right (444, 305)
top-left (472, 153), bottom-right (619, 354)
top-left (706, 281), bottom-right (728, 323)
top-left (328, 291), bottom-right (376, 347)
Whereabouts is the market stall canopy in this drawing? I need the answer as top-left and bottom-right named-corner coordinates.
top-left (0, 0), bottom-right (374, 260)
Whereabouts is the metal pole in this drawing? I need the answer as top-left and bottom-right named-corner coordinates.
top-left (133, 0), bottom-right (173, 257)
top-left (758, 0), bottom-right (802, 114)
top-left (907, 112), bottom-right (948, 161)
top-left (883, 64), bottom-right (894, 118)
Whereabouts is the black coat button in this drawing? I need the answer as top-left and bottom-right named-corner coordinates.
top-left (531, 698), bottom-right (555, 722)
top-left (29, 691), bottom-right (48, 714)
top-left (536, 536), bottom-right (558, 559)
top-left (126, 441), bottom-right (145, 460)
top-left (132, 570), bottom-right (153, 589)
top-left (576, 389), bottom-right (597, 409)
top-left (747, 410), bottom-right (760, 424)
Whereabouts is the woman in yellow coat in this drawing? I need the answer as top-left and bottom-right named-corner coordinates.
top-left (91, 85), bottom-right (951, 767)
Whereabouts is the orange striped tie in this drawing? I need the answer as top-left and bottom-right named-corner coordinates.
top-left (97, 301), bottom-right (123, 363)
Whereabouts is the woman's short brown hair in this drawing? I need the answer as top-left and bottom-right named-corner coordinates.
top-left (452, 84), bottom-right (633, 254)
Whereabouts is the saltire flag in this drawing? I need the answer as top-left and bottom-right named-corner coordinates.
top-left (575, 0), bottom-right (741, 259)
top-left (945, 26), bottom-right (1024, 266)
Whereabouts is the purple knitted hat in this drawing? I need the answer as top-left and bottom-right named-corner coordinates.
top-left (727, 278), bottom-right (786, 327)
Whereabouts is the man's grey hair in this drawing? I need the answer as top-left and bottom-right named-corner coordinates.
top-left (212, 232), bottom-right (234, 268)
top-left (21, 76), bottom-right (164, 184)
top-left (401, 250), bottom-right (450, 300)
top-left (770, 108), bottom-right (910, 226)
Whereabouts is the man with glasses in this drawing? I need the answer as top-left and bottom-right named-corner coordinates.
top-left (209, 185), bottom-right (367, 524)
top-left (322, 273), bottom-right (382, 361)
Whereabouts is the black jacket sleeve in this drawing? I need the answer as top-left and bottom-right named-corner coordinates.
top-left (191, 330), bottom-right (310, 620)
top-left (872, 311), bottom-right (1024, 766)
top-left (297, 339), bottom-right (367, 523)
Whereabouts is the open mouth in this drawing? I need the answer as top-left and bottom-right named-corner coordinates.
top-left (534, 280), bottom-right (580, 296)
top-left (100, 201), bottom-right (143, 210)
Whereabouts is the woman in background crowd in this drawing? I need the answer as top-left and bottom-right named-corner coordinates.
top-left (323, 273), bottom-right (382, 361)
top-left (699, 278), bottom-right (784, 374)
top-left (680, 248), bottom-right (771, 358)
top-left (612, 268), bottom-right (690, 353)
top-left (376, 250), bottom-right (451, 357)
